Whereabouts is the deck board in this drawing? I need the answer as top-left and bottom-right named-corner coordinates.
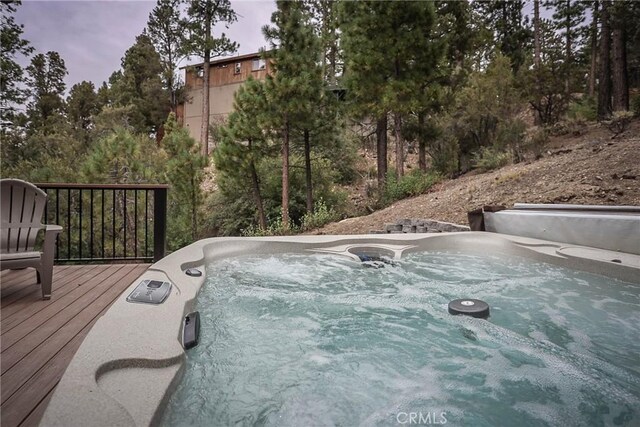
top-left (1, 266), bottom-right (84, 312)
top-left (18, 390), bottom-right (53, 427)
top-left (0, 269), bottom-right (46, 302)
top-left (0, 263), bottom-right (149, 427)
top-left (1, 265), bottom-right (101, 327)
top-left (1, 265), bottom-right (124, 342)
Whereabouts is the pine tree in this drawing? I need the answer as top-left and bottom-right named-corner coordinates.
top-left (296, 84), bottom-right (342, 213)
top-left (163, 113), bottom-right (206, 245)
top-left (183, 0), bottom-right (238, 156)
top-left (289, 4), bottom-right (333, 214)
top-left (25, 51), bottom-right (68, 135)
top-left (543, 0), bottom-right (586, 95)
top-left (534, 0), bottom-right (542, 71)
top-left (340, 1), bottom-right (439, 180)
top-left (625, 2), bottom-right (640, 93)
top-left (1, 1), bottom-right (34, 172)
top-left (587, 1), bottom-right (599, 98)
top-left (474, 0), bottom-right (531, 72)
top-left (340, 1), bottom-right (390, 188)
top-left (408, 1), bottom-right (468, 172)
top-left (112, 33), bottom-right (170, 136)
top-left (214, 77), bottom-right (271, 229)
top-left (67, 81), bottom-right (99, 145)
top-left (147, 0), bottom-right (187, 112)
top-left (453, 53), bottom-right (525, 170)
top-left (81, 127), bottom-right (162, 184)
top-left (0, 0), bottom-right (33, 126)
top-left (262, 0), bottom-right (323, 229)
top-left (305, 0), bottom-right (341, 85)
top-left (522, 18), bottom-right (570, 124)
top-left (96, 81), bottom-right (112, 109)
top-left (436, 0), bottom-right (478, 76)
top-left (610, 1), bottom-right (630, 111)
top-left (597, 0), bottom-right (612, 119)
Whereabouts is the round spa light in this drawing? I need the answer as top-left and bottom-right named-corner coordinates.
top-left (448, 298), bottom-right (490, 319)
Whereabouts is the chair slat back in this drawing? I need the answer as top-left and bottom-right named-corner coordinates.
top-left (0, 179), bottom-right (47, 253)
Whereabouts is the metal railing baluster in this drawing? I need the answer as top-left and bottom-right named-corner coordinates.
top-left (101, 189), bottom-right (105, 259)
top-left (134, 190), bottom-right (138, 259)
top-left (34, 183), bottom-right (168, 263)
top-left (90, 189), bottom-right (94, 259)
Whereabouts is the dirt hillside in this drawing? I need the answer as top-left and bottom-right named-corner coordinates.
top-left (312, 121), bottom-right (640, 234)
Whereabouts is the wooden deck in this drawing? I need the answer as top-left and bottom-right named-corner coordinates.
top-left (0, 264), bottom-right (150, 427)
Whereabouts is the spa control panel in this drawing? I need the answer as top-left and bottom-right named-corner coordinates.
top-left (126, 279), bottom-right (172, 304)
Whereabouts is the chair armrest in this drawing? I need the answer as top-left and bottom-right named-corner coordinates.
top-left (43, 225), bottom-right (62, 253)
top-left (45, 225), bottom-right (63, 234)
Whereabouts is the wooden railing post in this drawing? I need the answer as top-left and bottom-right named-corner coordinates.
top-left (153, 187), bottom-right (167, 262)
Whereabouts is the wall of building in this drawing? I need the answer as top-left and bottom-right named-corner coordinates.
top-left (181, 56), bottom-right (270, 142)
top-left (185, 57), bottom-right (269, 90)
top-left (182, 82), bottom-right (244, 141)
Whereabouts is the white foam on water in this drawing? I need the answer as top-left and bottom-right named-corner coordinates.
top-left (162, 251), bottom-right (640, 426)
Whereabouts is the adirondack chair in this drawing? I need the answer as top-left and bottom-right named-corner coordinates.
top-left (0, 179), bottom-right (62, 300)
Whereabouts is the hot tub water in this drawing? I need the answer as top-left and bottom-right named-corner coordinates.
top-left (162, 251), bottom-right (640, 426)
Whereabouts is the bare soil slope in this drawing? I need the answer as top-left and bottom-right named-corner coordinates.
top-left (313, 122), bottom-right (640, 234)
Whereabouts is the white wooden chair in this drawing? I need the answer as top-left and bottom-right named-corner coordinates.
top-left (0, 179), bottom-right (62, 300)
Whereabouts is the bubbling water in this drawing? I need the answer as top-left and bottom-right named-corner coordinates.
top-left (162, 251), bottom-right (640, 426)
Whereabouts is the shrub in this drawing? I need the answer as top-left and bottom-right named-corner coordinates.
top-left (471, 146), bottom-right (512, 172)
top-left (566, 97), bottom-right (597, 122)
top-left (495, 119), bottom-right (527, 162)
top-left (444, 55), bottom-right (525, 173)
top-left (209, 152), bottom-right (350, 236)
top-left (300, 199), bottom-right (340, 231)
top-left (604, 111), bottom-right (634, 138)
top-left (523, 127), bottom-right (549, 159)
top-left (496, 119), bottom-right (527, 148)
top-left (382, 170), bottom-right (440, 205)
top-left (242, 215), bottom-right (298, 237)
top-left (429, 134), bottom-right (460, 177)
top-left (631, 94), bottom-right (640, 117)
top-left (241, 198), bottom-right (342, 236)
top-left (204, 193), bottom-right (259, 237)
top-left (548, 118), bottom-right (587, 137)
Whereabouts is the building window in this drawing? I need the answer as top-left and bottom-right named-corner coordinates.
top-left (252, 58), bottom-right (266, 71)
top-left (234, 62), bottom-right (241, 74)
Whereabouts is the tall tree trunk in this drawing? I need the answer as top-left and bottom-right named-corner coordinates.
top-left (534, 0), bottom-right (541, 70)
top-left (588, 1), bottom-right (599, 98)
top-left (248, 140), bottom-right (267, 230)
top-left (565, 0), bottom-right (571, 96)
top-left (533, 0), bottom-right (542, 125)
top-left (191, 176), bottom-right (198, 240)
top-left (281, 120), bottom-right (290, 230)
top-left (418, 114), bottom-right (427, 172)
top-left (376, 115), bottom-right (388, 190)
top-left (394, 113), bottom-right (404, 179)
top-left (328, 36), bottom-right (337, 86)
top-left (597, 1), bottom-right (612, 120)
top-left (200, 12), bottom-right (211, 156)
top-left (168, 51), bottom-right (176, 112)
top-left (611, 24), bottom-right (629, 111)
top-left (304, 129), bottom-right (313, 213)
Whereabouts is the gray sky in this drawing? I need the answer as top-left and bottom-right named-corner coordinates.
top-left (16, 0), bottom-right (276, 92)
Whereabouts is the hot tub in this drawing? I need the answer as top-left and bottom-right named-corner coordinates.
top-left (40, 233), bottom-right (640, 426)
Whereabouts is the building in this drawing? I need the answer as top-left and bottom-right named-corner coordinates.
top-left (177, 52), bottom-right (271, 143)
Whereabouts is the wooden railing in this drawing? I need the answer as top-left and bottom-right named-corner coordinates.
top-left (36, 183), bottom-right (168, 263)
